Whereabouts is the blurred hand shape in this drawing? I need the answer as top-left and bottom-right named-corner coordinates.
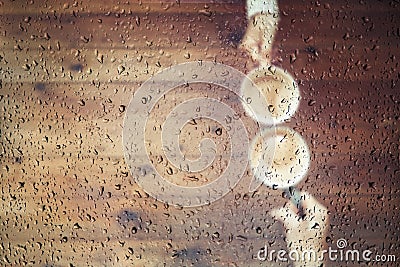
top-left (240, 13), bottom-right (279, 64)
top-left (270, 191), bottom-right (329, 267)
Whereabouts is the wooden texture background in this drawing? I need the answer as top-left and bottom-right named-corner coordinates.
top-left (1, 0), bottom-right (399, 266)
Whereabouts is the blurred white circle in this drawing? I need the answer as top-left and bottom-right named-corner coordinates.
top-left (241, 65), bottom-right (300, 124)
top-left (250, 126), bottom-right (310, 189)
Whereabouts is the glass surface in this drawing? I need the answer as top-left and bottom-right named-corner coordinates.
top-left (1, 1), bottom-right (399, 266)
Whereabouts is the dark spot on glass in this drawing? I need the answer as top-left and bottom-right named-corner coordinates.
top-left (305, 46), bottom-right (318, 56)
top-left (116, 209), bottom-right (139, 227)
top-left (70, 63), bottom-right (83, 72)
top-left (34, 82), bottom-right (45, 91)
top-left (226, 28), bottom-right (246, 47)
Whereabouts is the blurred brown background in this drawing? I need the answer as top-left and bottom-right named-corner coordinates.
top-left (1, 0), bottom-right (399, 266)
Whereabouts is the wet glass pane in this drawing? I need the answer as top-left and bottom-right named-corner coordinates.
top-left (1, 0), bottom-right (399, 266)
